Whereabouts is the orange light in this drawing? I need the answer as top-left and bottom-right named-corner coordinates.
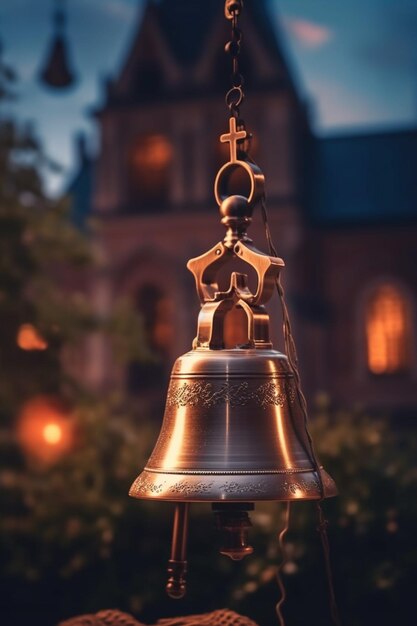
top-left (132, 134), bottom-right (172, 171)
top-left (17, 324), bottom-right (48, 351)
top-left (17, 396), bottom-right (74, 464)
top-left (366, 285), bottom-right (410, 374)
top-left (42, 422), bottom-right (63, 445)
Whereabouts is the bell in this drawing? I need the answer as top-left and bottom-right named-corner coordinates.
top-left (39, 1), bottom-right (76, 89)
top-left (130, 119), bottom-right (337, 600)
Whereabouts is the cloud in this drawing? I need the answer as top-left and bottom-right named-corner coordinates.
top-left (306, 77), bottom-right (377, 129)
top-left (282, 17), bottom-right (333, 49)
top-left (102, 0), bottom-right (136, 22)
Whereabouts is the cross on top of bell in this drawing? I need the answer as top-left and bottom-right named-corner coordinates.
top-left (220, 117), bottom-right (247, 163)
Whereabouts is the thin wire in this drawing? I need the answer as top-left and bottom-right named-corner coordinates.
top-left (260, 195), bottom-right (342, 626)
top-left (276, 501), bottom-right (291, 626)
top-left (317, 503), bottom-right (343, 626)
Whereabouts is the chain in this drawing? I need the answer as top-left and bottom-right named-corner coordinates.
top-left (224, 1), bottom-right (245, 118)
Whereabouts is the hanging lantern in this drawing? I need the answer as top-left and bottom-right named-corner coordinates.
top-left (130, 0), bottom-right (339, 620)
top-left (39, 0), bottom-right (76, 90)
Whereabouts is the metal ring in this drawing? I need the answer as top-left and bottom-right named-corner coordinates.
top-left (232, 72), bottom-right (244, 88)
top-left (225, 86), bottom-right (244, 110)
top-left (214, 162), bottom-right (254, 205)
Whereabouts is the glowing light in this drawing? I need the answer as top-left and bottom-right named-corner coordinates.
top-left (291, 486), bottom-right (304, 499)
top-left (131, 134), bottom-right (172, 172)
top-left (17, 396), bottom-right (74, 464)
top-left (17, 324), bottom-right (48, 351)
top-left (366, 285), bottom-right (410, 374)
top-left (42, 423), bottom-right (63, 445)
top-left (130, 134), bottom-right (172, 203)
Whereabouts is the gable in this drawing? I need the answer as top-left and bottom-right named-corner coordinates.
top-left (110, 3), bottom-right (183, 102)
top-left (108, 0), bottom-right (303, 104)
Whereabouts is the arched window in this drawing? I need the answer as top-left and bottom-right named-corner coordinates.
top-left (127, 284), bottom-right (173, 393)
top-left (129, 134), bottom-right (172, 208)
top-left (365, 284), bottom-right (412, 375)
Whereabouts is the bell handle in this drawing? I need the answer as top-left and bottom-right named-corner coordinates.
top-left (194, 295), bottom-right (271, 349)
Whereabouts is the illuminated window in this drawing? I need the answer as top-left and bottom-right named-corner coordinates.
top-left (365, 284), bottom-right (412, 375)
top-left (17, 324), bottom-right (48, 351)
top-left (129, 134), bottom-right (172, 207)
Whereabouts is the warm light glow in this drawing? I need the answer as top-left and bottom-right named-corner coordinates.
top-left (130, 134), bottom-right (172, 203)
top-left (366, 285), bottom-right (411, 374)
top-left (42, 422), bottom-right (63, 445)
top-left (131, 134), bottom-right (172, 172)
top-left (274, 406), bottom-right (292, 469)
top-left (17, 396), bottom-right (74, 464)
top-left (17, 324), bottom-right (48, 351)
top-left (153, 296), bottom-right (174, 349)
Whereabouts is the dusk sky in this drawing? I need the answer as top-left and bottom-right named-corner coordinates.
top-left (1, 0), bottom-right (416, 194)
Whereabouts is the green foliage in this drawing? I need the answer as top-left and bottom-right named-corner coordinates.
top-left (0, 54), bottom-right (153, 625)
top-left (232, 399), bottom-right (417, 626)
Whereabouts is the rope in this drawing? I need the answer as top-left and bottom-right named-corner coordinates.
top-left (275, 502), bottom-right (291, 626)
top-left (259, 196), bottom-right (342, 626)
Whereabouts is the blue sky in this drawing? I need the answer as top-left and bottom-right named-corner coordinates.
top-left (1, 0), bottom-right (416, 194)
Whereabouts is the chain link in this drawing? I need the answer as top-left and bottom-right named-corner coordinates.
top-left (224, 1), bottom-right (245, 118)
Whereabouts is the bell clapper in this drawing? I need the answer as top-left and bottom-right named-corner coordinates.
top-left (166, 502), bottom-right (189, 599)
top-left (213, 503), bottom-right (254, 561)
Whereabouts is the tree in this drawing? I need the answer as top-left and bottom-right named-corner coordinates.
top-left (0, 52), bottom-right (154, 626)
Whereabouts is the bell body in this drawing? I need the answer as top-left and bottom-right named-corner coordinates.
top-left (129, 347), bottom-right (337, 502)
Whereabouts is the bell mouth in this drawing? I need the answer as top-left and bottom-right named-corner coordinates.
top-left (129, 467), bottom-right (337, 503)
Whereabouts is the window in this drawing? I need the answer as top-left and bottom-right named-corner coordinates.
top-left (127, 284), bottom-right (173, 393)
top-left (365, 284), bottom-right (412, 375)
top-left (129, 134), bottom-right (172, 207)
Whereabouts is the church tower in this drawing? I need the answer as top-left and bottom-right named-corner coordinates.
top-left (89, 0), bottom-right (311, 395)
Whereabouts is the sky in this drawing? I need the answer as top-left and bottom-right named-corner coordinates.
top-left (1, 0), bottom-right (416, 194)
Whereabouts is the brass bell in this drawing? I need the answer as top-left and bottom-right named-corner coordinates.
top-left (39, 0), bottom-right (76, 90)
top-left (130, 119), bottom-right (337, 600)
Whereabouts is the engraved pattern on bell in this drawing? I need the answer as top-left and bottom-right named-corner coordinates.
top-left (166, 379), bottom-right (296, 409)
top-left (129, 469), bottom-right (337, 502)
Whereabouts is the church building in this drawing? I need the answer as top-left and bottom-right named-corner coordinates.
top-left (69, 0), bottom-right (417, 414)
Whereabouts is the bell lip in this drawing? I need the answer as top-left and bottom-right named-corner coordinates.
top-left (129, 468), bottom-right (337, 503)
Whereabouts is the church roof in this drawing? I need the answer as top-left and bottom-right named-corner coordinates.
top-left (155, 0), bottom-right (221, 68)
top-left (155, 0), bottom-right (284, 68)
top-left (106, 0), bottom-right (301, 106)
top-left (310, 127), bottom-right (417, 226)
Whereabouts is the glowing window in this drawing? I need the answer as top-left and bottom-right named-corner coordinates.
top-left (365, 285), bottom-right (412, 375)
top-left (17, 324), bottom-right (48, 351)
top-left (129, 134), bottom-right (172, 206)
